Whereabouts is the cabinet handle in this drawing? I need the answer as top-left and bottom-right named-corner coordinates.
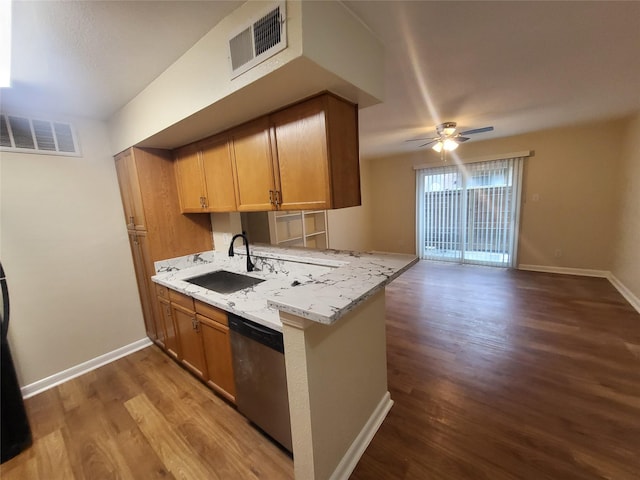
top-left (269, 190), bottom-right (274, 205)
top-left (276, 190), bottom-right (282, 207)
top-left (191, 318), bottom-right (200, 332)
top-left (129, 215), bottom-right (134, 226)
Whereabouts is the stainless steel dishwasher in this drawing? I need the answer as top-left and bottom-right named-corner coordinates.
top-left (228, 313), bottom-right (292, 452)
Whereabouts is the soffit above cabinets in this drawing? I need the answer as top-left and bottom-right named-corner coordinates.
top-left (109, 1), bottom-right (384, 154)
top-left (136, 57), bottom-right (379, 151)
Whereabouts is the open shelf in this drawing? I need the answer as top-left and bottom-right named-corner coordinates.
top-left (268, 210), bottom-right (329, 249)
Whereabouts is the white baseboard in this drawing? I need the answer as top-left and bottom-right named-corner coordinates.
top-left (329, 391), bottom-right (394, 480)
top-left (21, 337), bottom-right (152, 399)
top-left (518, 264), bottom-right (640, 315)
top-left (518, 264), bottom-right (609, 278)
top-left (607, 273), bottom-right (640, 314)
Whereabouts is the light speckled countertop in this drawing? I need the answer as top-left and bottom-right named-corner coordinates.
top-left (152, 245), bottom-right (418, 331)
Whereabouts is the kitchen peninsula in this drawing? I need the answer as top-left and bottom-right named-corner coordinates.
top-left (152, 245), bottom-right (417, 480)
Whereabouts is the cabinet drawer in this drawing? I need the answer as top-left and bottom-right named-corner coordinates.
top-left (195, 300), bottom-right (228, 326)
top-left (169, 290), bottom-right (194, 310)
top-left (155, 283), bottom-right (169, 299)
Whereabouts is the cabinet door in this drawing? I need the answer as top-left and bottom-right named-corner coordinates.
top-left (115, 150), bottom-right (146, 230)
top-left (136, 229), bottom-right (170, 348)
top-left (157, 296), bottom-right (181, 359)
top-left (231, 117), bottom-right (277, 211)
top-left (172, 303), bottom-right (207, 379)
top-left (271, 96), bottom-right (330, 210)
top-left (198, 314), bottom-right (236, 403)
top-left (174, 144), bottom-right (206, 213)
top-left (127, 231), bottom-right (157, 340)
top-left (201, 136), bottom-right (237, 212)
top-left (153, 296), bottom-right (167, 350)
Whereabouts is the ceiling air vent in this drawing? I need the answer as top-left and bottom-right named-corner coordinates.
top-left (228, 2), bottom-right (287, 79)
top-left (0, 114), bottom-right (80, 156)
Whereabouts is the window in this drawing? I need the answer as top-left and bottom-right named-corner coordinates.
top-left (416, 156), bottom-right (525, 268)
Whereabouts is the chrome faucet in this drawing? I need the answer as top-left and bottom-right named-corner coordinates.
top-left (228, 232), bottom-right (255, 272)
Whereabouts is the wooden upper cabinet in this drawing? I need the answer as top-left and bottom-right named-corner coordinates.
top-left (231, 116), bottom-right (277, 212)
top-left (200, 136), bottom-right (237, 212)
top-left (174, 137), bottom-right (237, 213)
top-left (115, 149), bottom-right (146, 230)
top-left (272, 93), bottom-right (360, 210)
top-left (171, 92), bottom-right (360, 213)
top-left (174, 144), bottom-right (206, 212)
top-left (271, 96), bottom-right (331, 210)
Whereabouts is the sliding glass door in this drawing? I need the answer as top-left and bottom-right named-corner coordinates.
top-left (416, 157), bottom-right (524, 267)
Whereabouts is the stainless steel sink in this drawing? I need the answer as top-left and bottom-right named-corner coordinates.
top-left (184, 270), bottom-right (265, 294)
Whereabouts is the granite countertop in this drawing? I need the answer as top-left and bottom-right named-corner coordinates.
top-left (152, 245), bottom-right (418, 331)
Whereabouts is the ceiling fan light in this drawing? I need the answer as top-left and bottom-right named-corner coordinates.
top-left (432, 141), bottom-right (444, 153)
top-left (443, 138), bottom-right (459, 151)
top-left (437, 122), bottom-right (457, 137)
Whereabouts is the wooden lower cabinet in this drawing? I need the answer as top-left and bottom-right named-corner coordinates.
top-left (155, 284), bottom-right (180, 359)
top-left (170, 291), bottom-right (207, 380)
top-left (160, 291), bottom-right (236, 403)
top-left (127, 230), bottom-right (158, 342)
top-left (157, 296), bottom-right (179, 359)
top-left (196, 300), bottom-right (236, 402)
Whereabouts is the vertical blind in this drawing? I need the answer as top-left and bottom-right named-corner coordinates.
top-left (416, 156), bottom-right (524, 268)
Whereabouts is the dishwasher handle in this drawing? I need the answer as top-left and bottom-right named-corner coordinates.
top-left (228, 314), bottom-right (284, 354)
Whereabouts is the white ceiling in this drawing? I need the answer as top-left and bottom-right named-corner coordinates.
top-left (344, 1), bottom-right (640, 157)
top-left (3, 1), bottom-right (243, 119)
top-left (2, 1), bottom-right (639, 158)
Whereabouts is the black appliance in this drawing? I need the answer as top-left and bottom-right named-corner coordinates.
top-left (1, 261), bottom-right (32, 463)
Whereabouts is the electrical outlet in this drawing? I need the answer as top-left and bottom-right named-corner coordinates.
top-left (554, 248), bottom-right (562, 257)
top-left (532, 193), bottom-right (540, 202)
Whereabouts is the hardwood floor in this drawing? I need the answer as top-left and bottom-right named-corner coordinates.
top-left (0, 345), bottom-right (293, 479)
top-left (2, 261), bottom-right (638, 479)
top-left (352, 262), bottom-right (640, 480)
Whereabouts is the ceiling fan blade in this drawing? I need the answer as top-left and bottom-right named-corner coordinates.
top-left (405, 136), bottom-right (439, 142)
top-left (460, 126), bottom-right (494, 135)
top-left (418, 139), bottom-right (438, 148)
top-left (457, 136), bottom-right (470, 143)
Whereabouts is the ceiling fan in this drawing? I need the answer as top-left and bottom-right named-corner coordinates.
top-left (407, 122), bottom-right (494, 158)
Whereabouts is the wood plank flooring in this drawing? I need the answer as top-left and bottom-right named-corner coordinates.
top-left (0, 344), bottom-right (293, 479)
top-left (352, 262), bottom-right (640, 480)
top-left (2, 261), bottom-right (638, 479)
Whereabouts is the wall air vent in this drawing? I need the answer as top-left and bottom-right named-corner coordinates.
top-left (228, 2), bottom-right (287, 79)
top-left (0, 114), bottom-right (80, 156)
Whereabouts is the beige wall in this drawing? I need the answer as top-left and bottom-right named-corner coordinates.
top-left (282, 291), bottom-right (389, 480)
top-left (611, 112), bottom-right (640, 300)
top-left (327, 159), bottom-right (373, 251)
top-left (0, 117), bottom-right (146, 387)
top-left (366, 118), bottom-right (628, 272)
